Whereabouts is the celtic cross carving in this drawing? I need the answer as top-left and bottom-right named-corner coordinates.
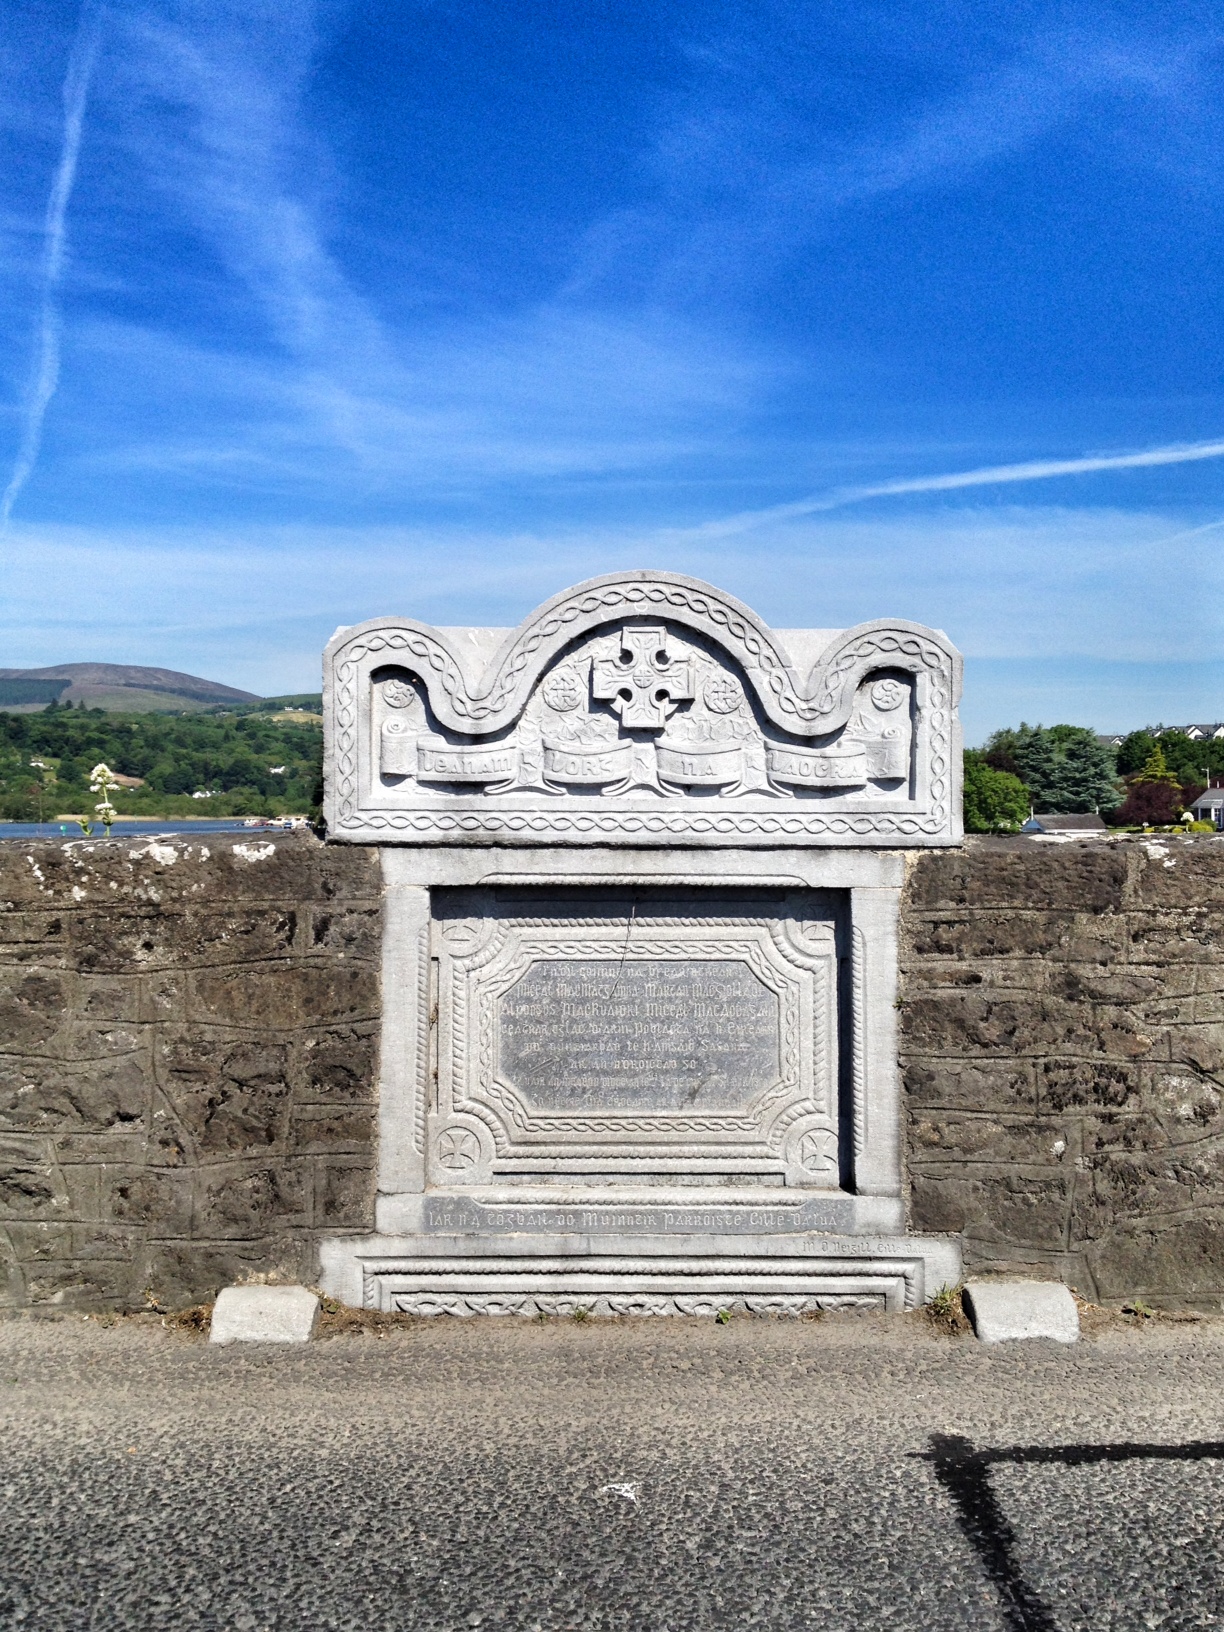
top-left (590, 626), bottom-right (695, 730)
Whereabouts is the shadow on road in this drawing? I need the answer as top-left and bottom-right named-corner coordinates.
top-left (919, 1432), bottom-right (1224, 1632)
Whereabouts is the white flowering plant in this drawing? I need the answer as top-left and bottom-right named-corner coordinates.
top-left (88, 763), bottom-right (121, 836)
top-left (27, 759), bottom-right (50, 824)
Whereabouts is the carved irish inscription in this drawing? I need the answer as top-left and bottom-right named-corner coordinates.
top-left (498, 959), bottom-right (781, 1111)
top-left (374, 623), bottom-right (917, 799)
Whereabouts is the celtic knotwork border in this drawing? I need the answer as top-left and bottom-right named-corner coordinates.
top-left (851, 924), bottom-right (868, 1159)
top-left (383, 1291), bottom-right (886, 1316)
top-left (339, 809), bottom-right (944, 837)
top-left (358, 1253), bottom-right (922, 1312)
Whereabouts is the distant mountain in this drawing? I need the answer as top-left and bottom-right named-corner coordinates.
top-left (0, 663), bottom-right (260, 713)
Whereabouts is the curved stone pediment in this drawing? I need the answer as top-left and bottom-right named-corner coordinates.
top-left (323, 570), bottom-right (963, 847)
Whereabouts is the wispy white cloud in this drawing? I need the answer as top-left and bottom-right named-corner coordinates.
top-left (2, 501), bottom-right (1219, 693)
top-left (761, 25), bottom-right (1220, 215)
top-left (65, 3), bottom-right (776, 493)
top-left (677, 437), bottom-right (1224, 539)
top-left (59, 301), bottom-right (775, 495)
top-left (1, 1), bottom-right (100, 527)
top-left (568, 10), bottom-right (1224, 301)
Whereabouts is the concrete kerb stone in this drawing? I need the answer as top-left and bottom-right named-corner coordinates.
top-left (963, 1279), bottom-right (1080, 1344)
top-left (209, 1284), bottom-right (320, 1345)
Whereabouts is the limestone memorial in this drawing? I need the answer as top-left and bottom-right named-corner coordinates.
top-left (319, 570), bottom-right (964, 1314)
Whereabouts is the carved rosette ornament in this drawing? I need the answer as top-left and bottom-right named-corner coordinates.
top-left (324, 570), bottom-right (962, 846)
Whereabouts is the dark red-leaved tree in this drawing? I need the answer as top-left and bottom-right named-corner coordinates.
top-left (1112, 744), bottom-right (1202, 827)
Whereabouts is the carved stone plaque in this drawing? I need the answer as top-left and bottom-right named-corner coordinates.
top-left (323, 569), bottom-right (963, 847)
top-left (428, 887), bottom-right (840, 1187)
top-left (498, 959), bottom-right (781, 1112)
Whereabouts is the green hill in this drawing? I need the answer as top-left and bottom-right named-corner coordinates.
top-left (0, 663), bottom-right (260, 713)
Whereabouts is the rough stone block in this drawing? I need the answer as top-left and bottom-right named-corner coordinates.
top-left (294, 1027), bottom-right (377, 1101)
top-left (907, 842), bottom-right (1128, 913)
top-left (307, 907), bottom-right (382, 959)
top-left (191, 963), bottom-right (376, 1029)
top-left (158, 1033), bottom-right (292, 1153)
top-left (1038, 1057), bottom-right (1139, 1112)
top-left (909, 1110), bottom-right (1075, 1166)
top-left (1126, 909), bottom-right (1220, 963)
top-left (1130, 840), bottom-right (1224, 909)
top-left (290, 1106), bottom-right (374, 1152)
top-left (0, 1137), bottom-right (68, 1216)
top-left (79, 978), bottom-right (143, 1021)
top-left (209, 1284), bottom-right (320, 1344)
top-left (196, 1160), bottom-right (308, 1237)
top-left (911, 1169), bottom-right (1073, 1249)
top-left (0, 1055), bottom-right (148, 1134)
top-left (23, 1257), bottom-right (138, 1308)
top-left (1144, 1069), bottom-right (1224, 1140)
top-left (0, 910), bottom-right (71, 964)
top-left (314, 1161), bottom-right (375, 1228)
top-left (142, 1239), bottom-right (309, 1309)
top-left (963, 1279), bottom-right (1079, 1343)
top-left (103, 1167), bottom-right (194, 1233)
top-left (903, 1058), bottom-right (1037, 1113)
top-left (908, 910), bottom-right (1070, 961)
top-left (1085, 1216), bottom-right (1224, 1302)
top-left (0, 970), bottom-right (70, 1050)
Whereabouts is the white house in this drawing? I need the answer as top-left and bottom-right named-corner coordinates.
top-left (1189, 788), bottom-right (1224, 830)
top-left (1152, 723), bottom-right (1224, 742)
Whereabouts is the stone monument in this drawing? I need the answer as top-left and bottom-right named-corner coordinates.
top-left (319, 571), bottom-right (963, 1314)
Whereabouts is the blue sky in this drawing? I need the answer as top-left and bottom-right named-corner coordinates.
top-left (1, 0), bottom-right (1222, 740)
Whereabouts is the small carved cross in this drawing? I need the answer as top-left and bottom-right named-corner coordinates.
top-left (591, 626), bottom-right (695, 730)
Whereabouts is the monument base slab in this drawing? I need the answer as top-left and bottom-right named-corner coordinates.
top-left (320, 1228), bottom-right (960, 1316)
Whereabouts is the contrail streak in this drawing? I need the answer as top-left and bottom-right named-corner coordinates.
top-left (679, 438), bottom-right (1224, 540)
top-left (1, 3), bottom-right (102, 530)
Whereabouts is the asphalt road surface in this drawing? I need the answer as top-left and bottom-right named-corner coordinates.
top-left (3, 1310), bottom-right (1224, 1631)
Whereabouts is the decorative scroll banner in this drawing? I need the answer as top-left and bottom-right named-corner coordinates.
top-left (417, 738), bottom-right (518, 784)
top-left (656, 741), bottom-right (744, 788)
top-left (541, 738), bottom-right (635, 787)
top-left (766, 743), bottom-right (867, 788)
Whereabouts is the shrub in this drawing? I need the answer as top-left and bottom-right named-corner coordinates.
top-left (963, 752), bottom-right (1029, 832)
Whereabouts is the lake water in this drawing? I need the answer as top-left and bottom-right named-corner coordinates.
top-left (0, 820), bottom-right (309, 841)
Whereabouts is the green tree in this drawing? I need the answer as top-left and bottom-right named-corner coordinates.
top-left (963, 752), bottom-right (1029, 832)
top-left (1116, 730), bottom-right (1157, 776)
top-left (1113, 742), bottom-right (1189, 827)
top-left (0, 706), bottom-right (324, 818)
top-left (984, 723), bottom-right (1120, 813)
top-left (1118, 728), bottom-right (1224, 786)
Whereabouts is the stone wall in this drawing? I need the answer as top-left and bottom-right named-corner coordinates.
top-left (2, 830), bottom-right (1222, 1310)
top-left (902, 835), bottom-right (1224, 1311)
top-left (0, 833), bottom-right (380, 1310)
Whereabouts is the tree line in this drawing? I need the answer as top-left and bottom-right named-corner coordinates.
top-left (0, 702), bottom-right (323, 821)
top-left (0, 695), bottom-right (1216, 834)
top-left (964, 724), bottom-right (1222, 833)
